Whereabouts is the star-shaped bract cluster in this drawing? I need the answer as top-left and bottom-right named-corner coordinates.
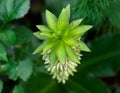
top-left (33, 4), bottom-right (92, 65)
top-left (33, 4), bottom-right (92, 83)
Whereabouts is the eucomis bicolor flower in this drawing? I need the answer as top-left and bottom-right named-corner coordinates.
top-left (33, 4), bottom-right (92, 84)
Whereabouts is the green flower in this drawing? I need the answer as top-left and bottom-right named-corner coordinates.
top-left (33, 4), bottom-right (92, 84)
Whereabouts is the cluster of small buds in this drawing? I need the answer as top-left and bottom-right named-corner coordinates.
top-left (45, 59), bottom-right (77, 84)
top-left (43, 47), bottom-right (82, 84)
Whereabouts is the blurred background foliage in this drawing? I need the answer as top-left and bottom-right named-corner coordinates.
top-left (0, 0), bottom-right (120, 93)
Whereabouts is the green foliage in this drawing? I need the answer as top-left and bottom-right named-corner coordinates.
top-left (24, 73), bottom-right (111, 93)
top-left (13, 26), bottom-right (37, 59)
top-left (115, 86), bottom-right (120, 93)
top-left (12, 84), bottom-right (24, 93)
top-left (0, 43), bottom-right (8, 62)
top-left (6, 58), bottom-right (33, 81)
top-left (0, 0), bottom-right (120, 93)
top-left (7, 58), bottom-right (18, 80)
top-left (0, 0), bottom-right (34, 92)
top-left (0, 29), bottom-right (16, 45)
top-left (66, 75), bottom-right (111, 93)
top-left (17, 58), bottom-right (33, 81)
top-left (80, 33), bottom-right (120, 76)
top-left (0, 0), bottom-right (30, 22)
top-left (71, 0), bottom-right (119, 27)
top-left (105, 0), bottom-right (120, 29)
top-left (0, 80), bottom-right (3, 93)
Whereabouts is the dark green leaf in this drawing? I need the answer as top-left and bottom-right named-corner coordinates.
top-left (7, 58), bottom-right (18, 80)
top-left (115, 86), bottom-right (120, 93)
top-left (0, 43), bottom-right (8, 62)
top-left (17, 58), bottom-right (33, 81)
top-left (80, 33), bottom-right (120, 76)
top-left (0, 80), bottom-right (3, 93)
top-left (0, 64), bottom-right (9, 72)
top-left (12, 84), bottom-right (24, 93)
top-left (66, 80), bottom-right (91, 93)
top-left (66, 74), bottom-right (111, 93)
top-left (24, 73), bottom-right (66, 93)
top-left (71, 0), bottom-right (105, 27)
top-left (105, 1), bottom-right (120, 29)
top-left (13, 26), bottom-right (36, 59)
top-left (24, 67), bottom-right (111, 93)
top-left (0, 29), bottom-right (16, 45)
top-left (0, 0), bottom-right (30, 22)
top-left (13, 26), bottom-right (32, 45)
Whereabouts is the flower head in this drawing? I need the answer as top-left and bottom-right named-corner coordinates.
top-left (33, 4), bottom-right (92, 84)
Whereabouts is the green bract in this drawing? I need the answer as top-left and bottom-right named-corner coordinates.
top-left (33, 4), bottom-right (92, 83)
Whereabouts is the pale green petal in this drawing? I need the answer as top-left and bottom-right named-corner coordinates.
top-left (56, 41), bottom-right (66, 64)
top-left (43, 39), bottom-right (57, 54)
top-left (36, 25), bottom-right (52, 32)
top-left (63, 36), bottom-right (78, 46)
top-left (33, 32), bottom-right (41, 39)
top-left (65, 4), bottom-right (70, 19)
top-left (49, 49), bottom-right (57, 66)
top-left (70, 25), bottom-right (93, 38)
top-left (62, 27), bottom-right (70, 37)
top-left (33, 32), bottom-right (49, 40)
top-left (65, 45), bottom-right (80, 64)
top-left (57, 8), bottom-right (69, 31)
top-left (70, 19), bottom-right (83, 29)
top-left (40, 32), bottom-right (54, 38)
top-left (46, 10), bottom-right (57, 32)
top-left (79, 41), bottom-right (91, 52)
top-left (33, 41), bottom-right (48, 54)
